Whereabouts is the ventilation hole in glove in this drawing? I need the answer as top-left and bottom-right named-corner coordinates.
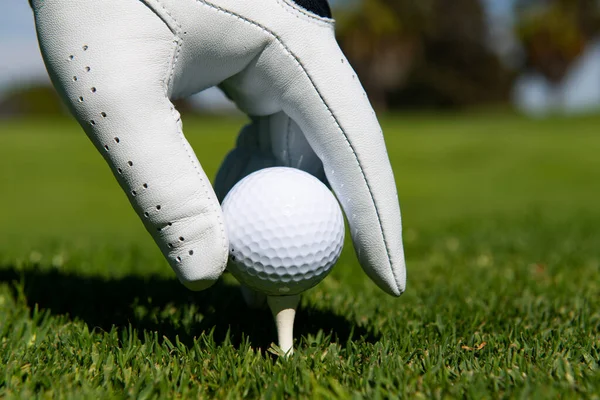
top-left (85, 66), bottom-right (91, 72)
top-left (179, 236), bottom-right (184, 242)
top-left (91, 87), bottom-right (97, 93)
top-left (167, 243), bottom-right (173, 248)
top-left (117, 168), bottom-right (122, 174)
top-left (69, 55), bottom-right (74, 61)
top-left (167, 222), bottom-right (172, 226)
top-left (156, 205), bottom-right (161, 210)
top-left (144, 212), bottom-right (149, 218)
top-left (231, 255), bottom-right (236, 261)
top-left (78, 96), bottom-right (84, 102)
top-left (157, 227), bottom-right (162, 232)
top-left (127, 161), bottom-right (133, 166)
top-left (114, 137), bottom-right (120, 143)
top-left (100, 112), bottom-right (107, 118)
top-left (188, 250), bottom-right (194, 256)
top-left (143, 183), bottom-right (148, 189)
top-left (131, 190), bottom-right (137, 196)
top-left (73, 76), bottom-right (78, 82)
top-left (176, 256), bottom-right (181, 263)
top-left (83, 45), bottom-right (88, 51)
top-left (89, 120), bottom-right (96, 126)
top-left (104, 145), bottom-right (109, 151)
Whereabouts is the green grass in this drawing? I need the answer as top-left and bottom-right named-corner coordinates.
top-left (0, 113), bottom-right (599, 398)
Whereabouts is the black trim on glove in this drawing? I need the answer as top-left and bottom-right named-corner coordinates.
top-left (291, 0), bottom-right (332, 18)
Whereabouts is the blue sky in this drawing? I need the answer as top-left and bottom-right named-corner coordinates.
top-left (0, 0), bottom-right (516, 93)
top-left (482, 0), bottom-right (516, 17)
top-left (0, 0), bottom-right (48, 90)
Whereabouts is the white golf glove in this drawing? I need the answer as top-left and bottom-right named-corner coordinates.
top-left (32, 0), bottom-right (407, 296)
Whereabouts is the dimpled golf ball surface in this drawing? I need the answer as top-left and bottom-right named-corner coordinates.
top-left (222, 167), bottom-right (345, 296)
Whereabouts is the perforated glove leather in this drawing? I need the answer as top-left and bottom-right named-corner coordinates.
top-left (32, 0), bottom-right (407, 296)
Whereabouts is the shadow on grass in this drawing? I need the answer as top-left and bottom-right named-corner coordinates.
top-left (0, 266), bottom-right (378, 350)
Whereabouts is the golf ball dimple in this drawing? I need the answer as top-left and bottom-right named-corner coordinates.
top-left (222, 167), bottom-right (345, 296)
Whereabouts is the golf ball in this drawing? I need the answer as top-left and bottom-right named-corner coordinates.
top-left (222, 167), bottom-right (345, 296)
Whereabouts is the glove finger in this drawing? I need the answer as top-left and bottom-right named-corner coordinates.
top-left (214, 111), bottom-right (326, 201)
top-left (264, 111), bottom-right (327, 183)
top-left (33, 0), bottom-right (228, 290)
top-left (282, 41), bottom-right (406, 296)
top-left (222, 13), bottom-right (406, 296)
top-left (214, 122), bottom-right (279, 202)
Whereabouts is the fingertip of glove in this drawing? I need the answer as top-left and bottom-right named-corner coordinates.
top-left (388, 284), bottom-right (405, 297)
top-left (176, 250), bottom-right (228, 292)
top-left (376, 267), bottom-right (406, 297)
top-left (179, 276), bottom-right (219, 292)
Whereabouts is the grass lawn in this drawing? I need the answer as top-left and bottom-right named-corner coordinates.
top-left (0, 113), bottom-right (599, 398)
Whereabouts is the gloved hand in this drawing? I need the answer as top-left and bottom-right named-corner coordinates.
top-left (31, 0), bottom-right (407, 296)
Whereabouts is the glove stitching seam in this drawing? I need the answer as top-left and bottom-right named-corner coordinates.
top-left (166, 38), bottom-right (183, 103)
top-left (168, 40), bottom-right (182, 95)
top-left (156, 0), bottom-right (229, 272)
top-left (146, 0), bottom-right (184, 94)
top-left (169, 110), bottom-right (229, 272)
top-left (276, 0), bottom-right (335, 27)
top-left (196, 0), bottom-right (400, 292)
top-left (144, 0), bottom-right (183, 33)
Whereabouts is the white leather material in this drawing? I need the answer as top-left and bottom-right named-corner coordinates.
top-left (267, 112), bottom-right (325, 179)
top-left (214, 112), bottom-right (325, 201)
top-left (32, 0), bottom-right (228, 290)
top-left (32, 0), bottom-right (406, 296)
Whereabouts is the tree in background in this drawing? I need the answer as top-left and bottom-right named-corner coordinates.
top-left (12, 1), bottom-right (591, 115)
top-left (335, 0), bottom-right (513, 110)
top-left (0, 85), bottom-right (65, 118)
top-left (335, 1), bottom-right (425, 109)
top-left (515, 0), bottom-right (600, 83)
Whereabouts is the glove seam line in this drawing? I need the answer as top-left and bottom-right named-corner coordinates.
top-left (170, 106), bottom-right (229, 272)
top-left (141, 0), bottom-right (183, 34)
top-left (154, 0), bottom-right (229, 273)
top-left (142, 0), bottom-right (185, 96)
top-left (196, 0), bottom-right (400, 293)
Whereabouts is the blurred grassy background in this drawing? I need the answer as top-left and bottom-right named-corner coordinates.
top-left (1, 113), bottom-right (598, 268)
